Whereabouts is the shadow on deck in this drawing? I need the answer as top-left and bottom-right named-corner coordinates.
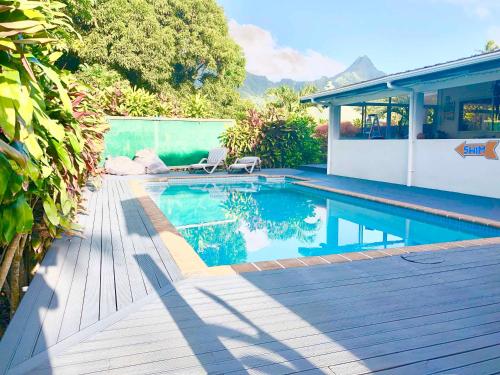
top-left (1, 171), bottom-right (499, 374)
top-left (0, 178), bottom-right (181, 374)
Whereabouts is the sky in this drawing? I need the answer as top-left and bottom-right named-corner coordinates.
top-left (217, 0), bottom-right (500, 82)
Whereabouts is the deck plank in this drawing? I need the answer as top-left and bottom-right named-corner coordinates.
top-left (108, 180), bottom-right (133, 310)
top-left (79, 184), bottom-right (103, 329)
top-left (114, 181), bottom-right (150, 300)
top-left (99, 180), bottom-right (117, 319)
top-left (9, 236), bottom-right (72, 368)
top-left (57, 191), bottom-right (97, 341)
top-left (31, 208), bottom-right (90, 355)
top-left (377, 344), bottom-right (500, 375)
top-left (115, 181), bottom-right (160, 293)
top-left (118, 180), bottom-right (170, 288)
top-left (0, 238), bottom-right (63, 374)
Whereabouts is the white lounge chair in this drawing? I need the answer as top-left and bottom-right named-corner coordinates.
top-left (189, 147), bottom-right (228, 174)
top-left (227, 156), bottom-right (261, 174)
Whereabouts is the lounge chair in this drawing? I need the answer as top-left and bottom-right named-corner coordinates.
top-left (227, 156), bottom-right (261, 174)
top-left (189, 147), bottom-right (228, 174)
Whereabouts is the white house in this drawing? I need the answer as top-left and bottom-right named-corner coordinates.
top-left (301, 51), bottom-right (500, 199)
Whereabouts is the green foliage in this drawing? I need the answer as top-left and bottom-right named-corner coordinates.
top-left (183, 93), bottom-right (211, 118)
top-left (484, 40), bottom-right (499, 53)
top-left (315, 124), bottom-right (328, 162)
top-left (220, 109), bottom-right (263, 157)
top-left (60, 0), bottom-right (94, 28)
top-left (75, 64), bottom-right (184, 117)
top-left (264, 85), bottom-right (317, 121)
top-left (65, 0), bottom-right (247, 119)
top-left (258, 118), bottom-right (323, 168)
top-left (221, 87), bottom-right (324, 168)
top-left (0, 0), bottom-right (108, 305)
top-left (118, 87), bottom-right (164, 117)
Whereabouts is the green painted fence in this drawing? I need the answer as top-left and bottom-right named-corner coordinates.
top-left (104, 117), bottom-right (234, 166)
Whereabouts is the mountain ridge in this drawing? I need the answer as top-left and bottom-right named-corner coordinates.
top-left (240, 55), bottom-right (385, 100)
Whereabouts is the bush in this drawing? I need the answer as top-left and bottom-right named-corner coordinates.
top-left (341, 121), bottom-right (361, 137)
top-left (75, 64), bottom-right (183, 117)
top-left (315, 124), bottom-right (328, 161)
top-left (221, 111), bottom-right (323, 168)
top-left (0, 0), bottom-right (108, 323)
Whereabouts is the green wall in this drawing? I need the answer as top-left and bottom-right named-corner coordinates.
top-left (104, 117), bottom-right (234, 166)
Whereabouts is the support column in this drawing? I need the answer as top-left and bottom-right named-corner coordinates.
top-left (328, 105), bottom-right (341, 175)
top-left (407, 92), bottom-right (425, 186)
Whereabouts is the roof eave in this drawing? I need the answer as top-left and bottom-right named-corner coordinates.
top-left (300, 50), bottom-right (500, 104)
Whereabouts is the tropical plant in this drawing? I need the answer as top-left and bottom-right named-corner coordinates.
top-left (183, 92), bottom-right (211, 118)
top-left (221, 111), bottom-right (323, 168)
top-left (315, 124), bottom-right (328, 160)
top-left (258, 117), bottom-right (322, 168)
top-left (0, 0), bottom-right (107, 325)
top-left (221, 84), bottom-right (325, 167)
top-left (220, 109), bottom-right (263, 160)
top-left (264, 85), bottom-right (317, 121)
top-left (118, 87), bottom-right (163, 117)
top-left (64, 0), bottom-right (246, 119)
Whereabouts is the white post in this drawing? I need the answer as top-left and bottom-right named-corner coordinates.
top-left (328, 105), bottom-right (341, 175)
top-left (407, 92), bottom-right (425, 186)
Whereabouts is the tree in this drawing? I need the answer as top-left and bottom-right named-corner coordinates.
top-left (63, 0), bottom-right (246, 118)
top-left (484, 40), bottom-right (499, 53)
top-left (71, 0), bottom-right (176, 92)
top-left (264, 85), bottom-right (318, 121)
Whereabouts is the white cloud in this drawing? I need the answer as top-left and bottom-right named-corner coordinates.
top-left (228, 20), bottom-right (344, 82)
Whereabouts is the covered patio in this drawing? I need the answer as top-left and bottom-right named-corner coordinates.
top-left (302, 51), bottom-right (500, 199)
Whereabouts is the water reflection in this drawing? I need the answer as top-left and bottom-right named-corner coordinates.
top-left (149, 182), bottom-right (486, 267)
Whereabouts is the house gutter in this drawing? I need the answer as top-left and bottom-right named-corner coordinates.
top-left (301, 50), bottom-right (500, 103)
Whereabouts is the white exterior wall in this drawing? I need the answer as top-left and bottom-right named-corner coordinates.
top-left (330, 140), bottom-right (408, 185)
top-left (413, 139), bottom-right (500, 198)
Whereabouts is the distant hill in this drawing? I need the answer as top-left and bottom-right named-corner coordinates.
top-left (240, 55), bottom-right (385, 101)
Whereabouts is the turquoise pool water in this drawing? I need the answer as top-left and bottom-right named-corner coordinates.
top-left (146, 178), bottom-right (499, 267)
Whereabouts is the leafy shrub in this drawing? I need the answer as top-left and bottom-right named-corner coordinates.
top-left (118, 87), bottom-right (163, 117)
top-left (220, 109), bottom-right (263, 160)
top-left (340, 121), bottom-right (361, 137)
top-left (183, 93), bottom-right (211, 118)
top-left (315, 124), bottom-right (328, 161)
top-left (76, 64), bottom-right (183, 117)
top-left (221, 110), bottom-right (323, 168)
top-left (258, 117), bottom-right (323, 168)
top-left (0, 0), bottom-right (108, 322)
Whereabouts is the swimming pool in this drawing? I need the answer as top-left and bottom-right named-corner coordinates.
top-left (145, 177), bottom-right (500, 267)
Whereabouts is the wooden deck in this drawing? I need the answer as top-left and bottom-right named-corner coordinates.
top-left (1, 173), bottom-right (500, 374)
top-left (0, 178), bottom-right (181, 374)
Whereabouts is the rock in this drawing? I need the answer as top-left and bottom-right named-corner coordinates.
top-left (105, 156), bottom-right (146, 175)
top-left (133, 149), bottom-right (169, 174)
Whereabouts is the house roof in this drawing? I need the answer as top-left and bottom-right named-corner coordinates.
top-left (300, 50), bottom-right (500, 104)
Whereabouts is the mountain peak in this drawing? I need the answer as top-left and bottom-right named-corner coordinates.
top-left (240, 55), bottom-right (385, 99)
top-left (345, 55), bottom-right (384, 76)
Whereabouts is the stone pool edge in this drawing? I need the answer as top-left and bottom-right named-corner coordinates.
top-left (129, 174), bottom-right (500, 277)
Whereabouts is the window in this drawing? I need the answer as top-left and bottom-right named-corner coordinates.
top-left (459, 98), bottom-right (498, 132)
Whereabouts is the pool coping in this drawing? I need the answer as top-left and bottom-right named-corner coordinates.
top-left (129, 174), bottom-right (500, 277)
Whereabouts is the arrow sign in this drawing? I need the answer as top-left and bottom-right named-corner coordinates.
top-left (455, 140), bottom-right (499, 160)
